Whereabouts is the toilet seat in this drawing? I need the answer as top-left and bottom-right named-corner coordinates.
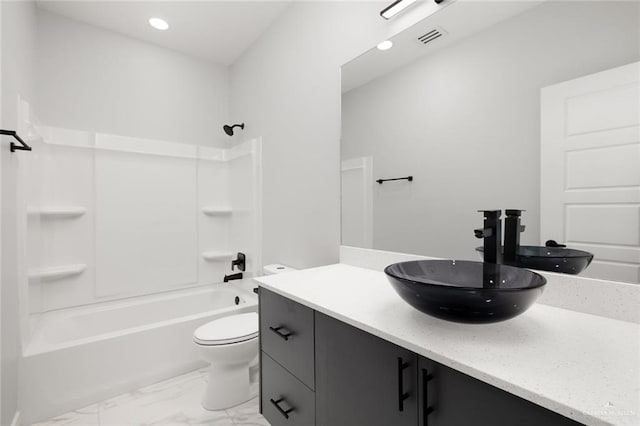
top-left (194, 312), bottom-right (259, 346)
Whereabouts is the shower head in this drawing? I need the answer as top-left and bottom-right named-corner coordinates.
top-left (223, 123), bottom-right (245, 136)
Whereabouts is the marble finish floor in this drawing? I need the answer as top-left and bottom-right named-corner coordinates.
top-left (31, 368), bottom-right (270, 426)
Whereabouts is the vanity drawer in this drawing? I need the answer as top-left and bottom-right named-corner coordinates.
top-left (260, 288), bottom-right (315, 388)
top-left (261, 352), bottom-right (315, 426)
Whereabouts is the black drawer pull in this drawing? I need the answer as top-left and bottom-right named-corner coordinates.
top-left (397, 357), bottom-right (410, 412)
top-left (269, 326), bottom-right (293, 341)
top-left (270, 397), bottom-right (294, 419)
top-left (422, 368), bottom-right (434, 426)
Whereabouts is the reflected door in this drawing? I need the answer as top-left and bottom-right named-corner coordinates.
top-left (341, 157), bottom-right (373, 248)
top-left (541, 61), bottom-right (640, 283)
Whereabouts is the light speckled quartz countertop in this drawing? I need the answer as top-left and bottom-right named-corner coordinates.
top-left (255, 264), bottom-right (640, 426)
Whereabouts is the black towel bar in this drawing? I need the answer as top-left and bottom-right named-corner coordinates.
top-left (0, 129), bottom-right (32, 152)
top-left (376, 176), bottom-right (413, 184)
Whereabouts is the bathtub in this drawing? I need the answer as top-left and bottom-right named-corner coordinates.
top-left (20, 282), bottom-right (258, 425)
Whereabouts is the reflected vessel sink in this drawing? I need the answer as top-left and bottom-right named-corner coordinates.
top-left (476, 246), bottom-right (594, 275)
top-left (384, 260), bottom-right (546, 324)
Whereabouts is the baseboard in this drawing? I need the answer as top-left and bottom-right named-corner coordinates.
top-left (10, 411), bottom-right (21, 426)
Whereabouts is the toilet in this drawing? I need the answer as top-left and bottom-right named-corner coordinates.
top-left (194, 264), bottom-right (297, 410)
top-left (194, 312), bottom-right (259, 410)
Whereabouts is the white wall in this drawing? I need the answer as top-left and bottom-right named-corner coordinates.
top-left (230, 1), bottom-right (425, 269)
top-left (1, 3), bottom-right (3, 421)
top-left (35, 9), bottom-right (230, 148)
top-left (0, 1), bottom-right (37, 423)
top-left (342, 1), bottom-right (640, 260)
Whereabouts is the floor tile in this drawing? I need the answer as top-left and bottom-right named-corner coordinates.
top-left (29, 404), bottom-right (99, 426)
top-left (226, 398), bottom-right (270, 426)
top-left (30, 369), bottom-right (269, 426)
top-left (99, 372), bottom-right (226, 426)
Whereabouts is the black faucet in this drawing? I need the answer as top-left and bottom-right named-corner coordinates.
top-left (231, 252), bottom-right (246, 272)
top-left (224, 272), bottom-right (243, 282)
top-left (504, 209), bottom-right (526, 263)
top-left (474, 210), bottom-right (502, 264)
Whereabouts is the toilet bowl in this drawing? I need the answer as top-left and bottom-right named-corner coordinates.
top-left (193, 312), bottom-right (259, 410)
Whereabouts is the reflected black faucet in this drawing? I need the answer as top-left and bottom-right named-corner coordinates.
top-left (224, 272), bottom-right (243, 282)
top-left (504, 209), bottom-right (526, 263)
top-left (474, 210), bottom-right (502, 264)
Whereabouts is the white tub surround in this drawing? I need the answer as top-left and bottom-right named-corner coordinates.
top-left (20, 283), bottom-right (258, 425)
top-left (255, 264), bottom-right (639, 426)
top-left (22, 130), bottom-right (262, 315)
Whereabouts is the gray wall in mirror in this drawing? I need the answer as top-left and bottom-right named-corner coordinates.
top-left (340, 1), bottom-right (640, 283)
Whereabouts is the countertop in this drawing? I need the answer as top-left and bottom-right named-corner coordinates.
top-left (255, 263), bottom-right (640, 426)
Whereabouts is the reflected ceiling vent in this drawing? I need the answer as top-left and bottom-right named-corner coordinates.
top-left (417, 27), bottom-right (447, 45)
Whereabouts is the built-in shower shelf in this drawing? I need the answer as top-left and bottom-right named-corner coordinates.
top-left (201, 206), bottom-right (233, 216)
top-left (202, 251), bottom-right (234, 261)
top-left (28, 264), bottom-right (87, 281)
top-left (29, 206), bottom-right (87, 219)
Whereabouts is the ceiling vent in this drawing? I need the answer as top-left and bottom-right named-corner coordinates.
top-left (417, 27), bottom-right (447, 45)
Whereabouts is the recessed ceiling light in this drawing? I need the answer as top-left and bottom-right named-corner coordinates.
top-left (377, 40), bottom-right (393, 51)
top-left (149, 17), bottom-right (169, 31)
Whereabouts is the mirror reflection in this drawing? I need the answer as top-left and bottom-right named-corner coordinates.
top-left (341, 1), bottom-right (640, 283)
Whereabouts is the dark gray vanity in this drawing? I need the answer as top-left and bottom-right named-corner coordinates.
top-left (258, 288), bottom-right (582, 426)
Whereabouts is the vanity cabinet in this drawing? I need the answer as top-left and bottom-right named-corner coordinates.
top-left (260, 289), bottom-right (316, 426)
top-left (261, 353), bottom-right (315, 426)
top-left (259, 288), bottom-right (315, 389)
top-left (418, 357), bottom-right (581, 426)
top-left (259, 289), bottom-right (582, 426)
top-left (315, 312), bottom-right (418, 426)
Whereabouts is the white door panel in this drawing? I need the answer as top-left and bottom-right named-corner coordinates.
top-left (541, 61), bottom-right (640, 283)
top-left (565, 144), bottom-right (640, 189)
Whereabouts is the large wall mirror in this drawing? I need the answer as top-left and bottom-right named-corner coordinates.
top-left (340, 0), bottom-right (640, 284)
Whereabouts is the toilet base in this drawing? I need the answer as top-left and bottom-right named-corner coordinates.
top-left (202, 362), bottom-right (254, 411)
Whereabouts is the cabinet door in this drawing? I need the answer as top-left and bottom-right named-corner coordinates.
top-left (260, 288), bottom-right (315, 389)
top-left (261, 352), bottom-right (315, 426)
top-left (315, 312), bottom-right (418, 426)
top-left (418, 357), bottom-right (582, 426)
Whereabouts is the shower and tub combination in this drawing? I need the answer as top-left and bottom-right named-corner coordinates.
top-left (16, 105), bottom-right (263, 424)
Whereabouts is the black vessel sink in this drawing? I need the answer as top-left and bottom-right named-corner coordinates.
top-left (476, 246), bottom-right (594, 275)
top-left (384, 260), bottom-right (546, 324)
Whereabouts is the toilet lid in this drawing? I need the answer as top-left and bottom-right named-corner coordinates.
top-left (194, 312), bottom-right (259, 346)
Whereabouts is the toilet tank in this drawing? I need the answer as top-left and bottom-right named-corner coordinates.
top-left (263, 264), bottom-right (297, 275)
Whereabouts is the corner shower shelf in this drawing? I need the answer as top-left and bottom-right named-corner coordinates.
top-left (202, 251), bottom-right (234, 262)
top-left (28, 264), bottom-right (87, 281)
top-left (201, 206), bottom-right (233, 216)
top-left (29, 206), bottom-right (87, 219)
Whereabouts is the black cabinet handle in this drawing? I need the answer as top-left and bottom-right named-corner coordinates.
top-left (422, 368), bottom-right (434, 426)
top-left (397, 357), bottom-right (410, 412)
top-left (270, 397), bottom-right (294, 419)
top-left (269, 326), bottom-right (293, 341)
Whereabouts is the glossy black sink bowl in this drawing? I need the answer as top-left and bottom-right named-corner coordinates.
top-left (385, 260), bottom-right (546, 324)
top-left (476, 246), bottom-right (594, 275)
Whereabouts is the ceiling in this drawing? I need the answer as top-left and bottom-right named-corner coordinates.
top-left (36, 1), bottom-right (292, 66)
top-left (342, 0), bottom-right (545, 93)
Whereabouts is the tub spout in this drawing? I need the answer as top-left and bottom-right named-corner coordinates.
top-left (224, 272), bottom-right (243, 283)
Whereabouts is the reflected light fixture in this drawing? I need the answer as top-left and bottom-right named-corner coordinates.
top-left (380, 0), bottom-right (418, 20)
top-left (149, 17), bottom-right (169, 31)
top-left (377, 40), bottom-right (393, 51)
top-left (381, 0), bottom-right (445, 20)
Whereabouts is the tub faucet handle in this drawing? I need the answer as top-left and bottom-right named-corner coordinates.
top-left (231, 252), bottom-right (246, 272)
